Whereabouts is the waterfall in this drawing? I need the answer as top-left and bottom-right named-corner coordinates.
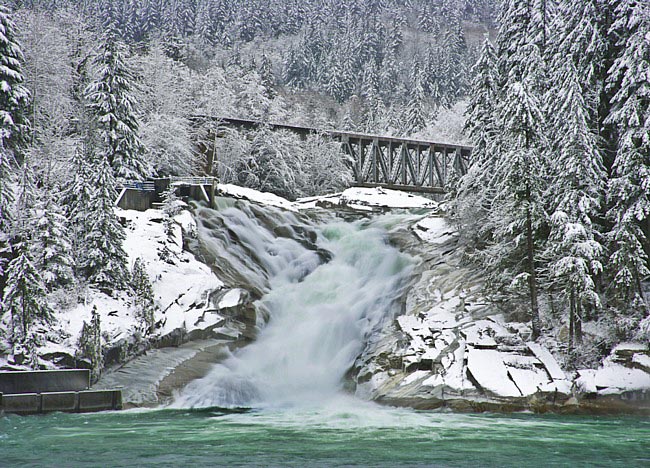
top-left (175, 200), bottom-right (416, 408)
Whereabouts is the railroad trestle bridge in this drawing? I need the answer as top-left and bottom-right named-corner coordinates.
top-left (192, 116), bottom-right (473, 194)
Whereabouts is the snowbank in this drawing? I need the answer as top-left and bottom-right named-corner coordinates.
top-left (215, 184), bottom-right (439, 213)
top-left (412, 216), bottom-right (457, 244)
top-left (218, 184), bottom-right (297, 211)
top-left (297, 187), bottom-right (439, 211)
top-left (10, 206), bottom-right (230, 371)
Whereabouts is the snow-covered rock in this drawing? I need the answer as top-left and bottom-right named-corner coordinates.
top-left (355, 213), bottom-right (650, 413)
top-left (296, 187), bottom-right (439, 211)
top-left (218, 183), bottom-right (298, 211)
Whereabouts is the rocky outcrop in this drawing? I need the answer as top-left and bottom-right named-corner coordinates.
top-left (354, 214), bottom-right (650, 414)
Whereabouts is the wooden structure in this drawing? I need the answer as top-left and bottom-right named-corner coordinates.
top-left (0, 369), bottom-right (122, 415)
top-left (191, 115), bottom-right (472, 194)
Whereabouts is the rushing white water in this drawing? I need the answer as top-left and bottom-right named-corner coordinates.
top-left (175, 202), bottom-right (416, 409)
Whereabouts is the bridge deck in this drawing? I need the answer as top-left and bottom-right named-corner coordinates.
top-left (191, 115), bottom-right (472, 152)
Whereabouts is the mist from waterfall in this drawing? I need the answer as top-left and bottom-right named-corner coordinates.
top-left (175, 201), bottom-right (416, 409)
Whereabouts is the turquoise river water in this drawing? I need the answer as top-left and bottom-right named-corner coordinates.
top-left (1, 403), bottom-right (648, 467)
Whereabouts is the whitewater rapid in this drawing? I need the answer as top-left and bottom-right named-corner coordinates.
top-left (174, 201), bottom-right (416, 409)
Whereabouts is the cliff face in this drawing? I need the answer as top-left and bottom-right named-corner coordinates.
top-left (354, 215), bottom-right (650, 414)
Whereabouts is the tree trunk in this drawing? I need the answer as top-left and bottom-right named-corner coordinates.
top-left (575, 298), bottom-right (583, 344)
top-left (569, 288), bottom-right (575, 353)
top-left (526, 201), bottom-right (541, 339)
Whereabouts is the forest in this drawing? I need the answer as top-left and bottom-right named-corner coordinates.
top-left (0, 0), bottom-right (648, 369)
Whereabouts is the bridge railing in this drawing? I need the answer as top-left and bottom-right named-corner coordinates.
top-left (119, 181), bottom-right (156, 191)
top-left (169, 176), bottom-right (216, 186)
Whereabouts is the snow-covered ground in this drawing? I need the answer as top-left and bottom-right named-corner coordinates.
top-left (218, 184), bottom-right (298, 212)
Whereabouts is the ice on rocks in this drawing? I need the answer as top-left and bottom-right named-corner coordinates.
top-left (296, 187), bottom-right (439, 211)
top-left (412, 217), bottom-right (457, 244)
top-left (632, 353), bottom-right (650, 371)
top-left (218, 183), bottom-right (298, 211)
top-left (218, 288), bottom-right (245, 309)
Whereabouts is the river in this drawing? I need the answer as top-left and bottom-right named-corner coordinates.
top-left (1, 406), bottom-right (648, 467)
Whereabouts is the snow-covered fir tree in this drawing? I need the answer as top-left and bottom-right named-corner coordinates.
top-left (85, 23), bottom-right (148, 181)
top-left (544, 60), bottom-right (606, 348)
top-left (34, 192), bottom-right (75, 291)
top-left (0, 143), bottom-right (14, 278)
top-left (60, 143), bottom-right (95, 272)
top-left (401, 65), bottom-right (427, 136)
top-left (454, 37), bottom-right (499, 246)
top-left (2, 240), bottom-right (52, 363)
top-left (477, 0), bottom-right (549, 339)
top-left (0, 5), bottom-right (30, 279)
top-left (132, 257), bottom-right (155, 335)
top-left (0, 5), bottom-right (31, 153)
top-left (82, 153), bottom-right (130, 294)
top-left (78, 305), bottom-right (102, 380)
top-left (605, 0), bottom-right (650, 305)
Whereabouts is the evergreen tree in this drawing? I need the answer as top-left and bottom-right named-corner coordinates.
top-left (132, 257), bottom-right (155, 335)
top-left (60, 143), bottom-right (95, 270)
top-left (486, 73), bottom-right (547, 339)
top-left (605, 0), bottom-right (650, 304)
top-left (0, 144), bottom-right (14, 277)
top-left (480, 1), bottom-right (549, 339)
top-left (464, 38), bottom-right (498, 159)
top-left (544, 60), bottom-right (606, 347)
top-left (441, 18), bottom-right (468, 101)
top-left (0, 5), bottom-right (31, 153)
top-left (85, 28), bottom-right (148, 181)
top-left (162, 185), bottom-right (182, 239)
top-left (141, 0), bottom-right (165, 39)
top-left (549, 0), bottom-right (607, 135)
top-left (418, 3), bottom-right (439, 34)
top-left (361, 60), bottom-right (386, 132)
top-left (35, 192), bottom-right (75, 290)
top-left (401, 64), bottom-right (427, 136)
top-left (178, 0), bottom-right (198, 37)
top-left (13, 156), bottom-right (38, 239)
top-left (78, 305), bottom-right (102, 380)
top-left (455, 37), bottom-right (499, 245)
top-left (259, 54), bottom-right (277, 99)
top-left (379, 50), bottom-right (399, 102)
top-left (3, 241), bottom-right (52, 355)
top-left (82, 153), bottom-right (130, 293)
top-left (282, 48), bottom-right (307, 88)
top-left (0, 6), bottom-right (29, 279)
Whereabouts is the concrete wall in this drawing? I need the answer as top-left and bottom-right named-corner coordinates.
top-left (116, 183), bottom-right (214, 211)
top-left (117, 188), bottom-right (156, 211)
top-left (1, 390), bottom-right (122, 415)
top-left (0, 370), bottom-right (90, 394)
